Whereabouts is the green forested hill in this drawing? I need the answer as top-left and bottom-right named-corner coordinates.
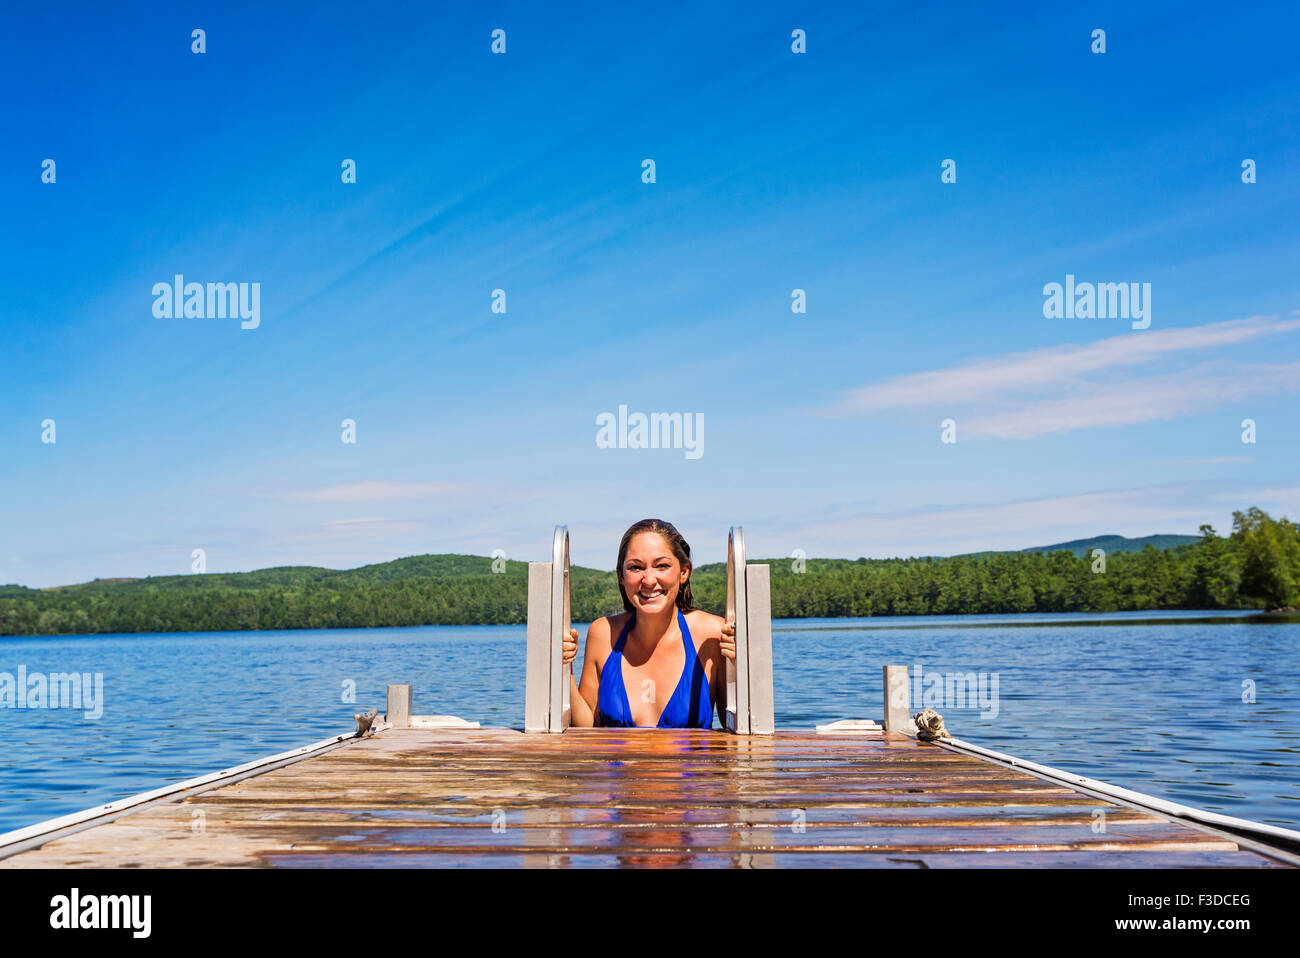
top-left (1019, 534), bottom-right (1200, 556)
top-left (39, 555), bottom-right (536, 593)
top-left (959, 533), bottom-right (1200, 558)
top-left (2, 509), bottom-right (1297, 636)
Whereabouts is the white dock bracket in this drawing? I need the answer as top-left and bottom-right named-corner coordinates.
top-left (724, 526), bottom-right (774, 735)
top-left (883, 665), bottom-right (911, 733)
top-left (525, 526), bottom-right (572, 733)
top-left (387, 684), bottom-right (412, 729)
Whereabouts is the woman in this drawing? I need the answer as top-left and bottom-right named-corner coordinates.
top-left (561, 518), bottom-right (735, 728)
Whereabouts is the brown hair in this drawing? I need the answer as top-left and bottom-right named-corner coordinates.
top-left (616, 519), bottom-right (694, 613)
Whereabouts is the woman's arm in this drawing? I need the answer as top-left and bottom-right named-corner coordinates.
top-left (564, 617), bottom-right (610, 727)
top-left (716, 618), bottom-right (734, 723)
top-left (691, 611), bottom-right (734, 726)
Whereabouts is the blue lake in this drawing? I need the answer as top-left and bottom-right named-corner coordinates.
top-left (2, 610), bottom-right (1298, 835)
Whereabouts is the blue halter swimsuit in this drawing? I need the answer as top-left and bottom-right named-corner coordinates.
top-left (595, 609), bottom-right (714, 728)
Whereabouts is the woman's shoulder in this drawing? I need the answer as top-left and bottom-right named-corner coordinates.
top-left (587, 612), bottom-right (628, 649)
top-left (605, 611), bottom-right (634, 631)
top-left (584, 614), bottom-right (626, 679)
top-left (683, 608), bottom-right (724, 641)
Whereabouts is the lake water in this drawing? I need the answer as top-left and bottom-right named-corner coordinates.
top-left (2, 611), bottom-right (1298, 835)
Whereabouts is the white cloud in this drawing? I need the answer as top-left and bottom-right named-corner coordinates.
top-left (282, 517), bottom-right (427, 541)
top-left (281, 480), bottom-right (466, 503)
top-left (824, 314), bottom-right (1300, 438)
top-left (968, 360), bottom-right (1300, 439)
top-left (798, 486), bottom-right (1206, 552)
top-left (1210, 487), bottom-right (1300, 505)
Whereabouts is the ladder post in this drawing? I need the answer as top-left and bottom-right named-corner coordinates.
top-left (745, 563), bottom-right (774, 735)
top-left (524, 561), bottom-right (554, 732)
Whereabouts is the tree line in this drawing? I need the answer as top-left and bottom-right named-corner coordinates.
top-left (2, 508), bottom-right (1296, 637)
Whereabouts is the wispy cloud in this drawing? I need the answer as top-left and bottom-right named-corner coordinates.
top-left (774, 481), bottom-right (1300, 558)
top-left (972, 359), bottom-right (1300, 439)
top-left (279, 480), bottom-right (466, 503)
top-left (1210, 487), bottom-right (1300, 505)
top-left (823, 314), bottom-right (1300, 438)
top-left (798, 486), bottom-right (1208, 552)
top-left (285, 517), bottom-right (427, 541)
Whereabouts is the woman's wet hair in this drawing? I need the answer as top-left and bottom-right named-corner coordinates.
top-left (616, 519), bottom-right (694, 613)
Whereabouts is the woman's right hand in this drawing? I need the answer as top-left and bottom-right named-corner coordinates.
top-left (561, 627), bottom-right (578, 665)
top-left (720, 619), bottom-right (736, 661)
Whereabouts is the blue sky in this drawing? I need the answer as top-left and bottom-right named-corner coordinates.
top-left (2, 1), bottom-right (1298, 587)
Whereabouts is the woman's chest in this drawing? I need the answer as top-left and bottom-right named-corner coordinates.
top-left (618, 642), bottom-right (689, 726)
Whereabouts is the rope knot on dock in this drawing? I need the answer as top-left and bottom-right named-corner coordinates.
top-left (353, 709), bottom-right (379, 738)
top-left (914, 708), bottom-right (952, 742)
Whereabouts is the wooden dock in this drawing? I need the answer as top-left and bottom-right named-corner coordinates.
top-left (2, 727), bottom-right (1290, 868)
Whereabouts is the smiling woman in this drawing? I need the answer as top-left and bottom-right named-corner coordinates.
top-left (562, 519), bottom-right (734, 728)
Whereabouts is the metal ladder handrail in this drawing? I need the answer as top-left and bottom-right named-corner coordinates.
top-left (550, 524), bottom-right (572, 731)
top-left (725, 525), bottom-right (751, 734)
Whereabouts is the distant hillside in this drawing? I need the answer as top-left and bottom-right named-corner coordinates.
top-left (1020, 534), bottom-right (1200, 557)
top-left (2, 508), bottom-right (1295, 635)
top-left (36, 555), bottom-right (559, 593)
top-left (13, 537), bottom-right (1195, 595)
top-left (958, 534), bottom-right (1199, 559)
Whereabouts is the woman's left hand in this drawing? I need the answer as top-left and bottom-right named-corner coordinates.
top-left (720, 619), bottom-right (736, 661)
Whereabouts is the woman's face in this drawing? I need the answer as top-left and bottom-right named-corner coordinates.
top-left (621, 531), bottom-right (687, 614)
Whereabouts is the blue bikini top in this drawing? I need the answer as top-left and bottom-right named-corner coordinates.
top-left (594, 609), bottom-right (713, 728)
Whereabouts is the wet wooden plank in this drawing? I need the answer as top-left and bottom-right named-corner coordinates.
top-left (255, 849), bottom-right (1293, 869)
top-left (1, 728), bottom-right (1288, 869)
top-left (38, 803), bottom-right (1163, 827)
top-left (37, 819), bottom-right (1235, 849)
